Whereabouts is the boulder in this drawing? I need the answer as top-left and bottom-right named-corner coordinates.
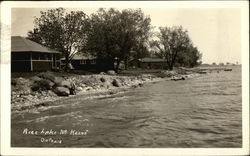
top-left (138, 83), bottom-right (143, 87)
top-left (69, 82), bottom-right (76, 95)
top-left (37, 72), bottom-right (56, 82)
top-left (112, 79), bottom-right (120, 87)
top-left (30, 76), bottom-right (42, 82)
top-left (53, 77), bottom-right (64, 86)
top-left (60, 80), bottom-right (72, 89)
top-left (171, 76), bottom-right (185, 81)
top-left (107, 70), bottom-right (116, 75)
top-left (31, 79), bottom-right (54, 91)
top-left (99, 72), bottom-right (106, 75)
top-left (100, 77), bottom-right (106, 82)
top-left (101, 82), bottom-right (110, 89)
top-left (53, 87), bottom-right (70, 96)
top-left (77, 87), bottom-right (83, 91)
top-left (159, 70), bottom-right (178, 78)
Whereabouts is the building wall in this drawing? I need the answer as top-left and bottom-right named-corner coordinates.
top-left (11, 52), bottom-right (31, 72)
top-left (70, 60), bottom-right (98, 71)
top-left (62, 58), bottom-right (114, 71)
top-left (140, 62), bottom-right (165, 69)
top-left (32, 61), bottom-right (53, 71)
top-left (129, 59), bottom-right (141, 68)
top-left (11, 52), bottom-right (60, 72)
top-left (11, 61), bottom-right (31, 72)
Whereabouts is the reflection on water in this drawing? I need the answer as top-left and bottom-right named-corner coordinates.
top-left (11, 66), bottom-right (242, 147)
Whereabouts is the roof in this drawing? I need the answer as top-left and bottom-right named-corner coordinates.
top-left (61, 54), bottom-right (96, 60)
top-left (138, 57), bottom-right (166, 63)
top-left (11, 36), bottom-right (60, 54)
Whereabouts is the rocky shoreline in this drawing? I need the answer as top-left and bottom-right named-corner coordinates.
top-left (11, 69), bottom-right (204, 113)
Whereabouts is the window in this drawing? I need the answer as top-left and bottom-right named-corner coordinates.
top-left (90, 59), bottom-right (96, 64)
top-left (40, 53), bottom-right (51, 60)
top-left (12, 52), bottom-right (30, 60)
top-left (32, 53), bottom-right (40, 60)
top-left (80, 60), bottom-right (87, 64)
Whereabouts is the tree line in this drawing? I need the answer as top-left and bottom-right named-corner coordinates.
top-left (27, 8), bottom-right (202, 71)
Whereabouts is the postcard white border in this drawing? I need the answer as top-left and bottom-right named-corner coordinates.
top-left (1, 1), bottom-right (249, 156)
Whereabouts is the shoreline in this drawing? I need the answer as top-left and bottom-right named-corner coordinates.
top-left (11, 73), bottom-right (164, 113)
top-left (11, 67), bottom-right (217, 113)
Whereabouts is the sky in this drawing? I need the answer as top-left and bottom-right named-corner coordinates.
top-left (11, 8), bottom-right (241, 64)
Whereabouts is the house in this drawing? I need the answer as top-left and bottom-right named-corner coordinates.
top-left (61, 55), bottom-right (114, 72)
top-left (11, 36), bottom-right (61, 72)
top-left (129, 57), bottom-right (167, 69)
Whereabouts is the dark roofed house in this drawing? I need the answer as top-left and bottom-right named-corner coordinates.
top-left (61, 55), bottom-right (114, 72)
top-left (11, 36), bottom-right (61, 72)
top-left (129, 57), bottom-right (167, 69)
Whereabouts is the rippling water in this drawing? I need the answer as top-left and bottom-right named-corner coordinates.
top-left (11, 66), bottom-right (242, 147)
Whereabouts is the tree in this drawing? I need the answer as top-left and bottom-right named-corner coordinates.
top-left (219, 62), bottom-right (224, 66)
top-left (27, 8), bottom-right (90, 71)
top-left (175, 45), bottom-right (202, 67)
top-left (85, 8), bottom-right (152, 72)
top-left (150, 26), bottom-right (196, 70)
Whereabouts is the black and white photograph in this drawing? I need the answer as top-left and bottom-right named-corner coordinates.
top-left (0, 1), bottom-right (249, 156)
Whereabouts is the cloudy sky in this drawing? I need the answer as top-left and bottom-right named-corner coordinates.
top-left (12, 8), bottom-right (241, 64)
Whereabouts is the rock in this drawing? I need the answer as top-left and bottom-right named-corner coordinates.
top-left (59, 80), bottom-right (72, 88)
top-left (159, 70), bottom-right (178, 77)
top-left (86, 87), bottom-right (92, 91)
top-left (30, 76), bottom-right (42, 82)
top-left (138, 83), bottom-right (143, 87)
top-left (112, 79), bottom-right (120, 87)
top-left (100, 77), bottom-right (106, 82)
top-left (107, 70), bottom-right (116, 75)
top-left (53, 87), bottom-right (70, 96)
top-left (132, 85), bottom-right (138, 88)
top-left (77, 87), bottom-right (83, 91)
top-left (31, 79), bottom-right (54, 91)
top-left (53, 77), bottom-right (64, 85)
top-left (101, 83), bottom-right (110, 89)
top-left (37, 72), bottom-right (56, 82)
top-left (171, 76), bottom-right (185, 81)
top-left (69, 82), bottom-right (76, 95)
top-left (11, 79), bottom-right (18, 86)
top-left (99, 72), bottom-right (106, 75)
top-left (54, 79), bottom-right (76, 95)
top-left (80, 84), bottom-right (86, 88)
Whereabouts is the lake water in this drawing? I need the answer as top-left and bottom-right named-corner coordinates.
top-left (11, 66), bottom-right (242, 147)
